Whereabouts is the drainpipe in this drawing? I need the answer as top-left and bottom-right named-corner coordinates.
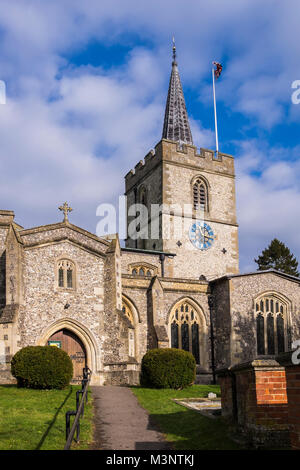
top-left (159, 253), bottom-right (165, 278)
top-left (208, 294), bottom-right (216, 384)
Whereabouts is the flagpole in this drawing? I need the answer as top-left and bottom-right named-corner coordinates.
top-left (212, 67), bottom-right (219, 154)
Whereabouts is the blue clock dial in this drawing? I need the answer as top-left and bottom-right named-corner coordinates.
top-left (189, 222), bottom-right (215, 250)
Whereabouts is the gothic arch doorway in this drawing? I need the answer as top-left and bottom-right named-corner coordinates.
top-left (47, 329), bottom-right (87, 384)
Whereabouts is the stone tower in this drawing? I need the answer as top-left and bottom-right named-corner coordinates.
top-left (125, 44), bottom-right (239, 279)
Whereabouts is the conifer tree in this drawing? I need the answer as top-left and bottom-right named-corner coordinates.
top-left (255, 238), bottom-right (299, 277)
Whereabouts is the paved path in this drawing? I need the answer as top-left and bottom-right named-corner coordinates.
top-left (90, 386), bottom-right (172, 450)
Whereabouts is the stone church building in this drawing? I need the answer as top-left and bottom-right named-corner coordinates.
top-left (1, 46), bottom-right (300, 385)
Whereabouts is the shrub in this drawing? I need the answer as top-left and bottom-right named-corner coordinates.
top-left (11, 346), bottom-right (73, 389)
top-left (140, 348), bottom-right (196, 389)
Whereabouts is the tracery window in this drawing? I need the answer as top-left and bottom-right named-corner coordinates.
top-left (122, 301), bottom-right (134, 324)
top-left (122, 299), bottom-right (135, 358)
top-left (169, 300), bottom-right (201, 364)
top-left (57, 259), bottom-right (75, 289)
top-left (131, 266), bottom-right (153, 277)
top-left (193, 178), bottom-right (208, 212)
top-left (255, 295), bottom-right (288, 355)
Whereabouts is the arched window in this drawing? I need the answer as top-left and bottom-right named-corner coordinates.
top-left (255, 295), bottom-right (288, 355)
top-left (130, 265), bottom-right (154, 277)
top-left (57, 259), bottom-right (75, 289)
top-left (122, 299), bottom-right (135, 358)
top-left (122, 302), bottom-right (134, 324)
top-left (193, 178), bottom-right (208, 212)
top-left (139, 186), bottom-right (147, 207)
top-left (169, 300), bottom-right (201, 364)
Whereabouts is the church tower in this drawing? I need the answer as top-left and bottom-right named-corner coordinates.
top-left (125, 43), bottom-right (239, 279)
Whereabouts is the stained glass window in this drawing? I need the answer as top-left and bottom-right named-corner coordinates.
top-left (192, 323), bottom-right (200, 364)
top-left (255, 295), bottom-right (288, 356)
top-left (181, 322), bottom-right (189, 351)
top-left (277, 315), bottom-right (285, 354)
top-left (171, 321), bottom-right (179, 349)
top-left (257, 314), bottom-right (265, 355)
top-left (169, 300), bottom-right (202, 364)
top-left (57, 260), bottom-right (75, 289)
top-left (58, 267), bottom-right (64, 287)
top-left (267, 314), bottom-right (275, 355)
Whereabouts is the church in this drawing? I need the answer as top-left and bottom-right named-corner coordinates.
top-left (1, 45), bottom-right (300, 386)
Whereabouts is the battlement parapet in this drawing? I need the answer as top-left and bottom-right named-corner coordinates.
top-left (125, 139), bottom-right (235, 191)
top-left (125, 146), bottom-right (160, 190)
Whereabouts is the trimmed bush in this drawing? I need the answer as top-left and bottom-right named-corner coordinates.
top-left (141, 348), bottom-right (196, 389)
top-left (11, 346), bottom-right (73, 389)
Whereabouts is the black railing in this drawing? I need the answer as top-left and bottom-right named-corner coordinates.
top-left (64, 366), bottom-right (92, 450)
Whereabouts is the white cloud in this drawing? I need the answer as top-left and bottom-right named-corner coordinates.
top-left (0, 0), bottom-right (299, 273)
top-left (236, 141), bottom-right (300, 272)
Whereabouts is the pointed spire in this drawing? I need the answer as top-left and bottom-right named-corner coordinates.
top-left (162, 39), bottom-right (193, 145)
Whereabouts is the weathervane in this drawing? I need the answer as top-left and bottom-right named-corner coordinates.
top-left (59, 202), bottom-right (73, 222)
top-left (172, 36), bottom-right (177, 65)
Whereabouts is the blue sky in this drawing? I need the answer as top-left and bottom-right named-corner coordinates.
top-left (0, 0), bottom-right (299, 272)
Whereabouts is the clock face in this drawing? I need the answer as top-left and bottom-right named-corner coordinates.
top-left (189, 222), bottom-right (215, 250)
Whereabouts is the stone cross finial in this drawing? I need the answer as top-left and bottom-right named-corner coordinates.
top-left (59, 202), bottom-right (73, 222)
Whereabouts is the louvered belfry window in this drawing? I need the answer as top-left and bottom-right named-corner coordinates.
top-left (193, 178), bottom-right (208, 211)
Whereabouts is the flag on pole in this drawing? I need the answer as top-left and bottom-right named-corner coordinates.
top-left (212, 61), bottom-right (223, 154)
top-left (213, 61), bottom-right (223, 79)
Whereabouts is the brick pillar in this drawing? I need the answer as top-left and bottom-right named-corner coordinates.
top-left (277, 352), bottom-right (300, 450)
top-left (217, 371), bottom-right (236, 420)
top-left (217, 358), bottom-right (290, 448)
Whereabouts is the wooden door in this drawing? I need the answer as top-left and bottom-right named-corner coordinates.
top-left (48, 329), bottom-right (87, 384)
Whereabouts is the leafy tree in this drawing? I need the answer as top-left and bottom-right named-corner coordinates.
top-left (255, 238), bottom-right (299, 277)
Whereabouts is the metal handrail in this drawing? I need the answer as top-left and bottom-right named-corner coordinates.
top-left (64, 366), bottom-right (92, 450)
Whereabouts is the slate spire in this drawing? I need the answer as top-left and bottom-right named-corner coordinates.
top-left (162, 40), bottom-right (193, 145)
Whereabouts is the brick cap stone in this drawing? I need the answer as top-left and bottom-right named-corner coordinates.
top-left (276, 350), bottom-right (296, 367)
top-left (216, 356), bottom-right (285, 376)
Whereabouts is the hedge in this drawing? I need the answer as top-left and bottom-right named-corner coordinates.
top-left (140, 348), bottom-right (196, 389)
top-left (11, 345), bottom-right (73, 389)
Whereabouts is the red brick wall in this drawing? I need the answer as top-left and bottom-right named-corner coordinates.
top-left (254, 369), bottom-right (288, 428)
top-left (219, 374), bottom-right (234, 419)
top-left (218, 359), bottom-right (300, 448)
top-left (234, 368), bottom-right (288, 428)
top-left (218, 360), bottom-right (290, 447)
top-left (285, 365), bottom-right (300, 450)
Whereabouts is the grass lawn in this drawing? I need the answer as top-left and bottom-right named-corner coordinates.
top-left (131, 384), bottom-right (242, 450)
top-left (0, 384), bottom-right (93, 450)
